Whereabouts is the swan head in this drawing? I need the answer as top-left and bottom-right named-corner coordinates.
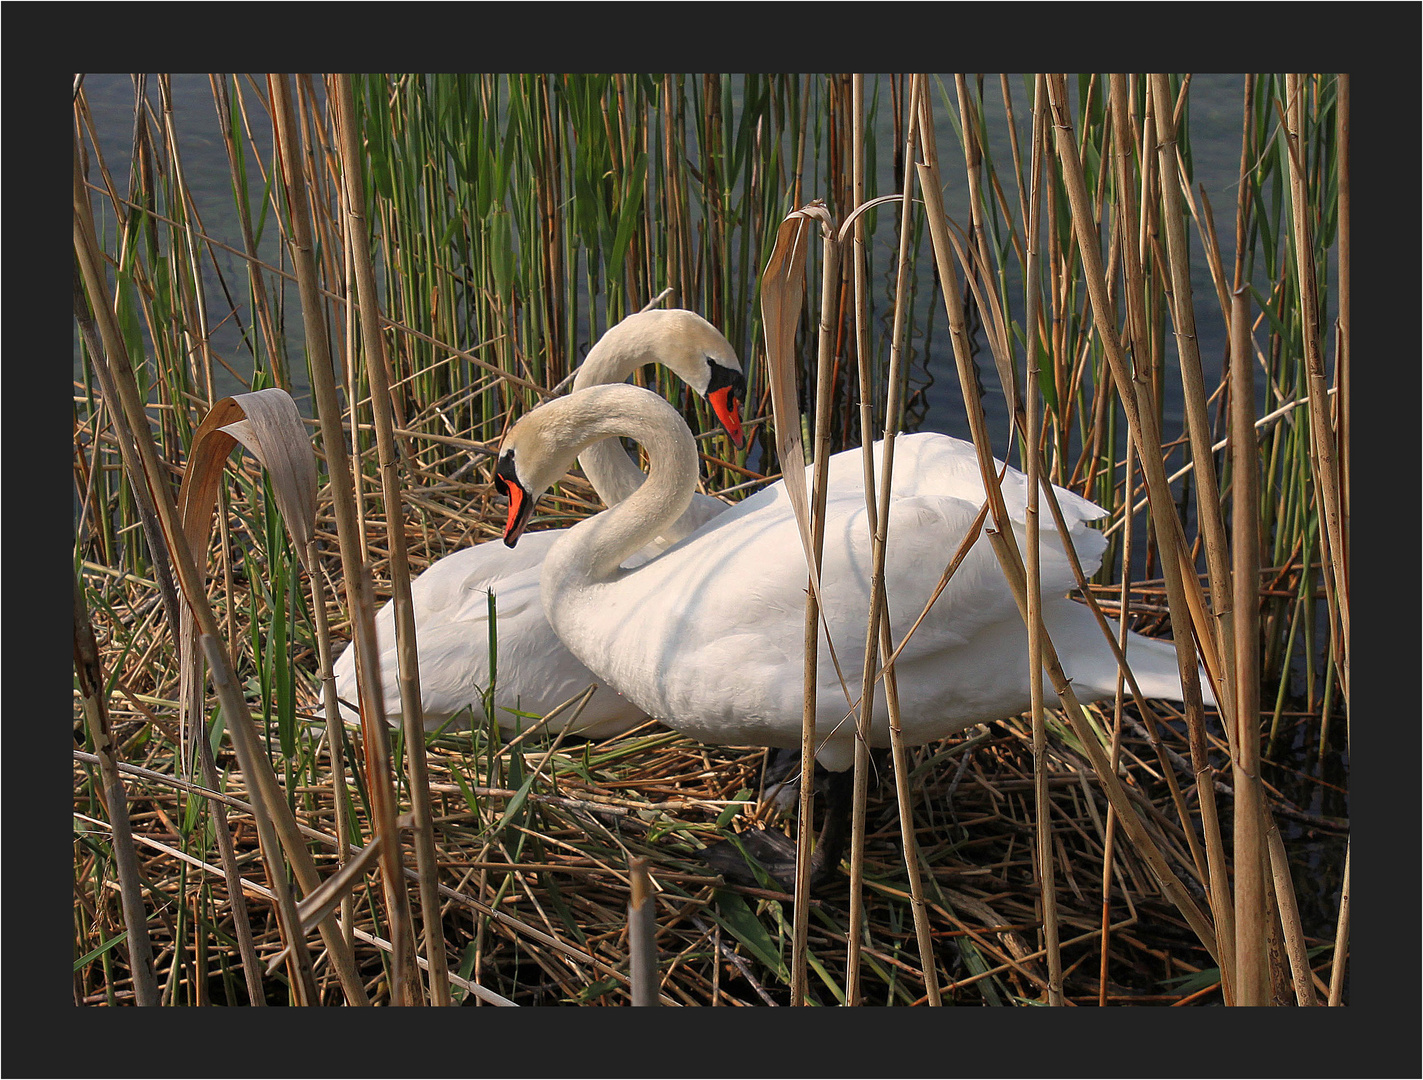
top-left (705, 360), bottom-right (746, 450)
top-left (495, 384), bottom-right (699, 551)
top-left (495, 404), bottom-right (576, 547)
top-left (576, 309), bottom-right (746, 449)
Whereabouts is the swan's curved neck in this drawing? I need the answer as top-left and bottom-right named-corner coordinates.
top-left (545, 386), bottom-right (700, 583)
top-left (571, 330), bottom-right (686, 512)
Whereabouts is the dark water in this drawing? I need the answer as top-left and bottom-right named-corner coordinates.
top-left (76, 73), bottom-right (1300, 446)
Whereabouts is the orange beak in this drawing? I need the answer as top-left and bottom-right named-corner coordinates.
top-left (494, 453), bottom-right (532, 547)
top-left (502, 483), bottom-right (527, 546)
top-left (708, 385), bottom-right (744, 450)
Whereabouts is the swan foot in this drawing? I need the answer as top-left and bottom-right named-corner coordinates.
top-left (697, 828), bottom-right (838, 892)
top-left (698, 767), bottom-right (853, 894)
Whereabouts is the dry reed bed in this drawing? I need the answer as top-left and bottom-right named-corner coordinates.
top-left (73, 469), bottom-right (1342, 1006)
top-left (72, 701), bottom-right (1340, 1006)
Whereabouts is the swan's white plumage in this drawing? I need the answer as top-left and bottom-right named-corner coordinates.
top-left (331, 309), bottom-right (743, 735)
top-left (506, 384), bottom-right (1212, 772)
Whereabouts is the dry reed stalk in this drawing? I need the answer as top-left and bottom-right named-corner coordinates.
top-left (341, 219), bottom-right (370, 556)
top-left (331, 73), bottom-right (451, 1006)
top-left (628, 857), bottom-right (658, 1006)
top-left (1328, 839), bottom-right (1350, 1006)
top-left (1263, 816), bottom-right (1317, 1005)
top-left (1021, 74), bottom-right (1063, 1007)
top-left (953, 76), bottom-right (1019, 423)
top-left (1324, 75), bottom-right (1351, 1007)
top-left (270, 72), bottom-right (417, 1004)
top-left (960, 77), bottom-right (1220, 963)
top-left (1332, 75), bottom-right (1350, 567)
top-left (306, 535), bottom-right (356, 952)
top-left (845, 73), bottom-right (875, 1004)
top-left (1122, 76), bottom-right (1237, 997)
top-left (1144, 75), bottom-right (1234, 692)
top-left (1099, 431), bottom-right (1137, 1006)
top-left (791, 206), bottom-right (842, 1006)
top-left (75, 135), bottom-right (371, 1005)
top-left (345, 569), bottom-right (422, 1006)
top-left (73, 574), bottom-right (160, 1006)
top-left (846, 75), bottom-right (941, 1008)
top-left (1228, 286), bottom-right (1269, 1004)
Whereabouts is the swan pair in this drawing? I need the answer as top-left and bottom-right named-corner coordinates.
top-left (332, 309), bottom-right (746, 737)
top-left (497, 380), bottom-right (1213, 882)
top-left (498, 382), bottom-right (1209, 768)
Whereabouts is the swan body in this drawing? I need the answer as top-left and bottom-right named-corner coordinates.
top-left (332, 309), bottom-right (744, 735)
top-left (498, 383), bottom-right (1213, 773)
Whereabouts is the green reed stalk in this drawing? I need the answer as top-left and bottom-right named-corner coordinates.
top-left (1283, 75), bottom-right (1349, 704)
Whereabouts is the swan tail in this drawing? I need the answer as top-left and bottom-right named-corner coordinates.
top-left (1046, 600), bottom-right (1217, 709)
top-left (329, 648), bottom-right (366, 727)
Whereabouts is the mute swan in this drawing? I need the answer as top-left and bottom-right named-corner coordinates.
top-left (496, 382), bottom-right (1214, 883)
top-left (332, 309), bottom-right (745, 737)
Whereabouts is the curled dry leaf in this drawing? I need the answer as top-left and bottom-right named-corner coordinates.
top-left (179, 388), bottom-right (318, 572)
top-left (759, 201), bottom-right (824, 600)
top-left (175, 388), bottom-right (319, 777)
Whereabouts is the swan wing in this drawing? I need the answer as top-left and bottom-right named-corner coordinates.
top-left (333, 528), bottom-right (650, 732)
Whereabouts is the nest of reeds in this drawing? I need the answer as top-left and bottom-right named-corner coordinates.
top-left (73, 465), bottom-right (1344, 1007)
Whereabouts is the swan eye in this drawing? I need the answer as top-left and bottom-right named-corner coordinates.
top-left (493, 450), bottom-right (517, 497)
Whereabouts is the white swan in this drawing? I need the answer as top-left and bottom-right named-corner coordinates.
top-left (332, 309), bottom-right (745, 736)
top-left (496, 383), bottom-right (1213, 878)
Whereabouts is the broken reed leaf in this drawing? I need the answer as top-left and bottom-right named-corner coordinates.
top-left (175, 388), bottom-right (319, 778)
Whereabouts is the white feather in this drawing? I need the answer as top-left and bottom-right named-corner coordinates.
top-left (511, 384), bottom-right (1212, 772)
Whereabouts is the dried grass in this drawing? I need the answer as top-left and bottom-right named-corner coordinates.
top-left (73, 464), bottom-right (1343, 1006)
